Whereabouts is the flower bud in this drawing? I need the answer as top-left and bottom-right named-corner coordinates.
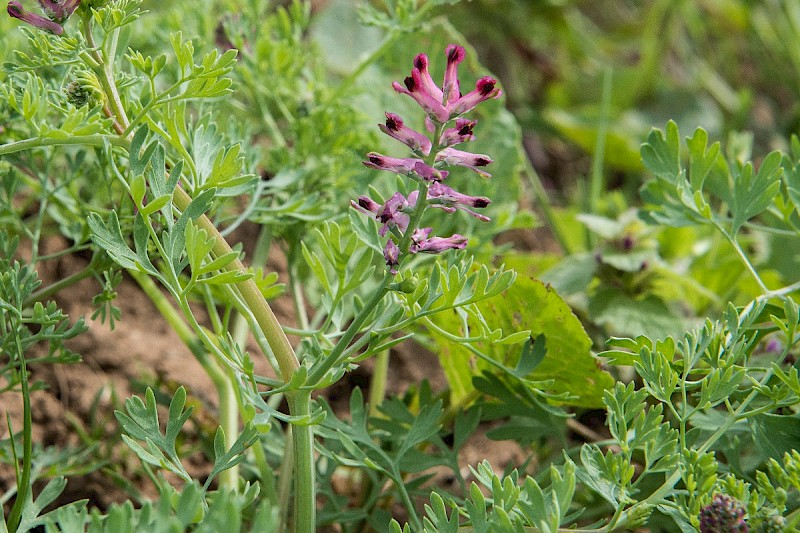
top-left (699, 493), bottom-right (748, 533)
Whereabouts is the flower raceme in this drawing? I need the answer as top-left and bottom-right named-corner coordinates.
top-left (7, 0), bottom-right (80, 35)
top-left (353, 44), bottom-right (501, 274)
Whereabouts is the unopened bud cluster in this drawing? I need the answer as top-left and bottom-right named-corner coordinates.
top-left (699, 493), bottom-right (748, 533)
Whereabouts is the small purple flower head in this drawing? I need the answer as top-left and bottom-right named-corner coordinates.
top-left (7, 1), bottom-right (67, 34)
top-left (436, 147), bottom-right (493, 178)
top-left (394, 44), bottom-right (500, 123)
top-left (440, 118), bottom-right (477, 147)
top-left (410, 227), bottom-right (468, 254)
top-left (379, 113), bottom-right (432, 156)
top-left (384, 239), bottom-right (400, 274)
top-left (699, 494), bottom-right (748, 533)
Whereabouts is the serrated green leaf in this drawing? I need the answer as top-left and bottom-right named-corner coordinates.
top-left (686, 127), bottom-right (721, 192)
top-left (641, 120), bottom-right (681, 182)
top-left (730, 150), bottom-right (782, 234)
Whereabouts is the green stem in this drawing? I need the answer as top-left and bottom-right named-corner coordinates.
top-left (0, 135), bottom-right (129, 156)
top-left (172, 187), bottom-right (299, 381)
top-left (286, 391), bottom-right (315, 533)
top-left (719, 225), bottom-right (770, 293)
top-left (6, 336), bottom-right (32, 533)
top-left (368, 350), bottom-right (389, 417)
top-left (306, 274), bottom-right (392, 386)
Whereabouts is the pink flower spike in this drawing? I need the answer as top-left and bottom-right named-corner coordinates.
top-left (392, 69), bottom-right (450, 122)
top-left (383, 239), bottom-right (400, 274)
top-left (439, 118), bottom-right (477, 147)
top-left (412, 54), bottom-right (444, 103)
top-left (379, 113), bottom-right (432, 155)
top-left (443, 44), bottom-right (465, 105)
top-left (8, 1), bottom-right (64, 34)
top-left (363, 152), bottom-right (423, 175)
top-left (436, 147), bottom-right (493, 178)
top-left (447, 76), bottom-right (502, 116)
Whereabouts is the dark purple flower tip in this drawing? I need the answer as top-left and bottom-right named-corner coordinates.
top-left (443, 44), bottom-right (465, 104)
top-left (363, 152), bottom-right (422, 174)
top-left (379, 112), bottom-right (432, 155)
top-left (476, 76), bottom-right (499, 96)
top-left (440, 118), bottom-right (477, 147)
top-left (8, 1), bottom-right (64, 34)
top-left (427, 181), bottom-right (491, 221)
top-left (436, 147), bottom-right (493, 178)
top-left (447, 76), bottom-right (502, 116)
top-left (351, 195), bottom-right (381, 215)
top-left (445, 44), bottom-right (466, 65)
top-left (385, 112), bottom-right (403, 131)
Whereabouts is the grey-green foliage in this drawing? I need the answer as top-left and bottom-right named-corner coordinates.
top-left (33, 481), bottom-right (273, 533)
top-left (0, 233), bottom-right (87, 392)
top-left (115, 387), bottom-right (259, 491)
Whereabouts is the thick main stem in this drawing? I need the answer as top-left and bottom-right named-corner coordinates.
top-left (286, 391), bottom-right (315, 532)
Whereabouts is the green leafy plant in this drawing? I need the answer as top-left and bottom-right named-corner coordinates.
top-left (3, 1), bottom-right (800, 532)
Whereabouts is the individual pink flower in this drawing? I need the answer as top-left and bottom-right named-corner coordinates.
top-left (442, 44), bottom-right (465, 105)
top-left (363, 152), bottom-right (422, 174)
top-left (410, 227), bottom-right (468, 254)
top-left (427, 181), bottom-right (491, 221)
top-left (7, 1), bottom-right (66, 33)
top-left (435, 147), bottom-right (493, 178)
top-left (379, 113), bottom-right (432, 156)
top-left (412, 54), bottom-right (444, 104)
top-left (392, 69), bottom-right (450, 123)
top-left (446, 76), bottom-right (502, 117)
top-left (439, 118), bottom-right (476, 147)
top-left (351, 192), bottom-right (419, 237)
